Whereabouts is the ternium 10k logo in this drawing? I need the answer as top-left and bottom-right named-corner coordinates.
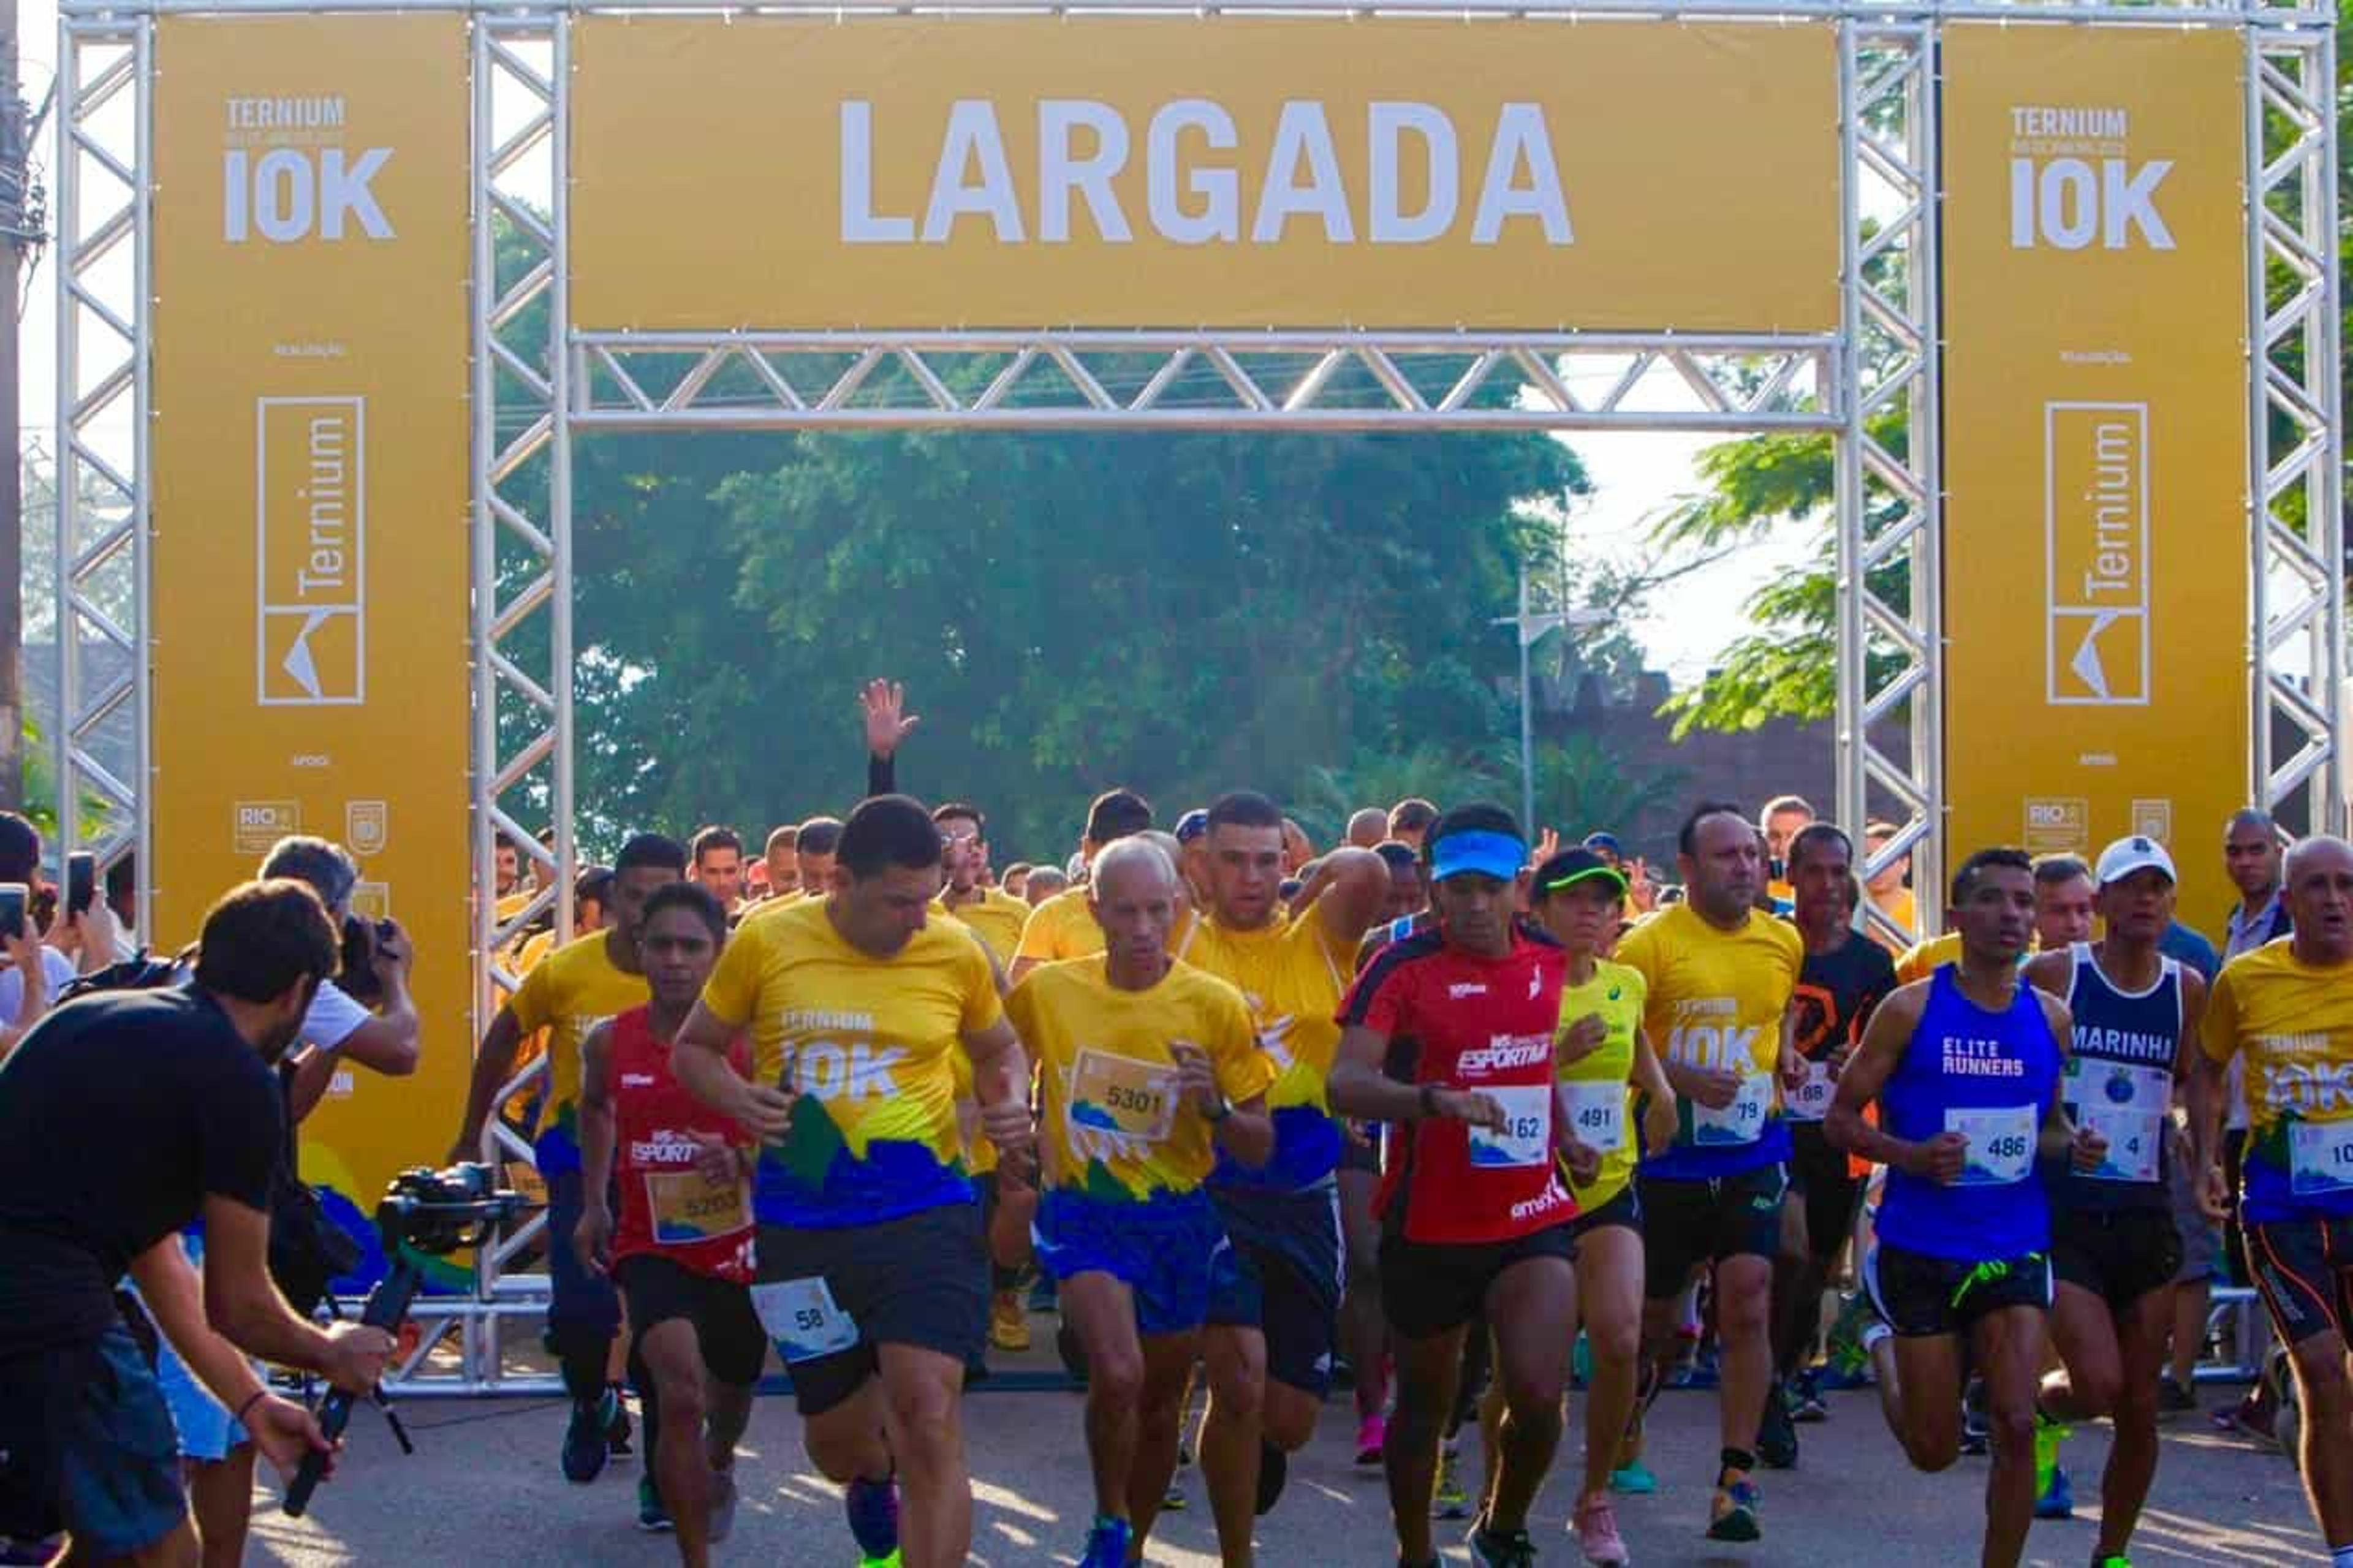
top-left (2004, 105), bottom-right (2173, 252)
top-left (221, 94), bottom-right (395, 244)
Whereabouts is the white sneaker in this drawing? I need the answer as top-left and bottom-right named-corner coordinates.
top-left (708, 1469), bottom-right (738, 1544)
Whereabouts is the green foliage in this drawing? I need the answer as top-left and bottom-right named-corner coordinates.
top-left (561, 429), bottom-right (1585, 861)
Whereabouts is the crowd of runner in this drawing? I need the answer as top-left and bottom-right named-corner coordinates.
top-left (5, 676), bottom-right (2353, 1568)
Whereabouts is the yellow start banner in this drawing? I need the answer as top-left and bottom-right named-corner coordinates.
top-left (1941, 25), bottom-right (2248, 930)
top-left (569, 16), bottom-right (1839, 332)
top-left (151, 14), bottom-right (472, 1242)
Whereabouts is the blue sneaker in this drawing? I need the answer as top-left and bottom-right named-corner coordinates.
top-left (635, 1475), bottom-right (672, 1533)
top-left (1078, 1515), bottom-right (1132, 1568)
top-left (1610, 1461), bottom-right (1657, 1496)
top-left (2035, 1464), bottom-right (2074, 1520)
top-left (561, 1389), bottom-right (616, 1483)
top-left (846, 1473), bottom-right (901, 1563)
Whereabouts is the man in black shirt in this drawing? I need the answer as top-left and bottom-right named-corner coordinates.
top-left (1765, 823), bottom-right (1897, 1455)
top-left (0, 879), bottom-right (395, 1564)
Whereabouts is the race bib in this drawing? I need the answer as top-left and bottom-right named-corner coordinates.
top-left (1558, 1081), bottom-right (1626, 1154)
top-left (2289, 1119), bottom-right (2353, 1197)
top-left (1069, 1050), bottom-right (1178, 1143)
top-left (751, 1276), bottom-right (860, 1365)
top-left (1694, 1074), bottom-right (1770, 1146)
top-left (1785, 1061), bottom-right (1836, 1124)
top-left (1467, 1085), bottom-right (1552, 1169)
top-left (2067, 1061), bottom-right (2170, 1185)
top-left (1947, 1105), bottom-right (2037, 1186)
top-left (646, 1168), bottom-right (751, 1246)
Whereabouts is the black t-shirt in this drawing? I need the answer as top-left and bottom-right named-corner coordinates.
top-left (0, 986), bottom-right (282, 1356)
top-left (1791, 931), bottom-right (1898, 1063)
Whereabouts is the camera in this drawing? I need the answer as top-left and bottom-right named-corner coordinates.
top-left (283, 1163), bottom-right (523, 1518)
top-left (337, 914), bottom-right (399, 1003)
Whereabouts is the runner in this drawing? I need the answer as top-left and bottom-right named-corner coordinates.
top-left (574, 883), bottom-right (763, 1564)
top-left (2190, 834), bottom-right (2353, 1568)
top-left (1526, 846), bottom-right (1679, 1567)
top-left (1176, 791), bottom-right (1389, 1543)
top-left (673, 794), bottom-right (1033, 1568)
top-left (447, 831), bottom-right (689, 1483)
top-left (1613, 801), bottom-right (1806, 1540)
top-left (1827, 846), bottom-right (2098, 1568)
top-left (1758, 795), bottom-right (1813, 907)
top-left (763, 825), bottom-right (801, 901)
top-left (688, 827), bottom-right (746, 915)
top-left (1768, 823), bottom-right (1895, 1446)
top-left (1012, 789), bottom-right (1155, 982)
top-left (1007, 837), bottom-right (1276, 1567)
top-left (792, 817), bottom-right (843, 904)
top-left (932, 803), bottom-right (1029, 967)
top-left (1330, 803), bottom-right (1597, 1568)
top-left (1387, 799), bottom-right (1440, 854)
top-left (2211, 807), bottom-right (2291, 1437)
top-left (2017, 836), bottom-right (2205, 1557)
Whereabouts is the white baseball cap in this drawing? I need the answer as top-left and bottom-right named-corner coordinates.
top-left (2094, 835), bottom-right (2177, 887)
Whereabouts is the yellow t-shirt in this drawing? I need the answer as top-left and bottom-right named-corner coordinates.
top-left (1613, 903), bottom-right (1801, 1178)
top-left (1172, 910), bottom-right (1354, 1189)
top-left (1554, 960), bottom-right (1650, 1210)
top-left (506, 931), bottom-right (649, 1169)
top-left (2201, 937), bottom-right (2353, 1223)
top-left (1009, 958), bottom-right (1275, 1204)
top-left (941, 886), bottom-right (1032, 968)
top-left (699, 895), bottom-right (1004, 1227)
top-left (1016, 885), bottom-right (1105, 965)
top-left (1895, 930), bottom-right (2037, 985)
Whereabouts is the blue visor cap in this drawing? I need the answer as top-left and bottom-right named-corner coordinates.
top-left (1430, 829), bottom-right (1526, 884)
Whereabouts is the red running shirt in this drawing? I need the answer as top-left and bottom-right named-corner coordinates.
top-left (1339, 928), bottom-right (1578, 1244)
top-left (609, 1007), bottom-right (756, 1281)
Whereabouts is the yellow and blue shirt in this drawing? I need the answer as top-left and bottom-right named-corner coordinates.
top-left (699, 896), bottom-right (1003, 1229)
top-left (1009, 958), bottom-right (1273, 1205)
top-left (1177, 911), bottom-right (1353, 1191)
top-left (1555, 960), bottom-right (1650, 1211)
top-left (2201, 937), bottom-right (2353, 1224)
top-left (507, 931), bottom-right (648, 1175)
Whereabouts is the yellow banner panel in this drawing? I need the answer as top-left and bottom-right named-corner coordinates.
top-left (569, 17), bottom-right (1839, 333)
top-left (1941, 25), bottom-right (2248, 930)
top-left (151, 14), bottom-right (473, 1227)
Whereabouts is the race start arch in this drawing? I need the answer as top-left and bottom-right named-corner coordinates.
top-left (49, 0), bottom-right (2342, 1379)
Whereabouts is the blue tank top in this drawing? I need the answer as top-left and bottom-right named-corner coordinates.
top-left (1877, 966), bottom-right (2063, 1262)
top-left (2051, 943), bottom-right (2182, 1212)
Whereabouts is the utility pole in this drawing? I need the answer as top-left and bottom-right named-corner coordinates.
top-left (1493, 562), bottom-right (1607, 838)
top-left (0, 0), bottom-right (25, 813)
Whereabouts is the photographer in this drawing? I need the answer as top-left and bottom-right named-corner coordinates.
top-left (0, 879), bottom-right (395, 1565)
top-left (259, 836), bottom-right (419, 1122)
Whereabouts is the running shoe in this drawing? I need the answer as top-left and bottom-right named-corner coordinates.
top-left (1609, 1461), bottom-right (1657, 1496)
top-left (845, 1472), bottom-right (901, 1562)
top-left (708, 1469), bottom-right (738, 1545)
top-left (990, 1289), bottom-right (1032, 1353)
top-left (1466, 1520), bottom-right (1539, 1568)
top-left (561, 1388), bottom-right (617, 1483)
top-left (1706, 1474), bottom-right (1762, 1542)
top-left (1162, 1479), bottom-right (1186, 1512)
top-left (607, 1383), bottom-right (634, 1456)
top-left (1757, 1381), bottom-right (1799, 1469)
top-left (1686, 1339), bottom-right (1722, 1391)
top-left (2093, 1557), bottom-right (2132, 1568)
top-left (1434, 1444), bottom-right (1472, 1520)
top-left (1078, 1515), bottom-right (1132, 1568)
top-left (1790, 1367), bottom-right (1830, 1423)
top-left (2213, 1392), bottom-right (2280, 1447)
top-left (1572, 1494), bottom-right (1632, 1566)
top-left (1028, 1273), bottom-right (1059, 1313)
top-left (1824, 1291), bottom-right (1877, 1381)
top-left (1256, 1439), bottom-right (1289, 1516)
top-left (0, 1539), bottom-right (60, 1566)
top-left (1960, 1379), bottom-right (1991, 1457)
top-left (635, 1475), bottom-right (672, 1534)
top-left (1357, 1413), bottom-right (1388, 1466)
top-left (2156, 1374), bottom-right (2197, 1418)
top-left (2033, 1412), bottom-right (2074, 1520)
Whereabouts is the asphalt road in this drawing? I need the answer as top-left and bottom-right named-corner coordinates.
top-left (241, 1363), bottom-right (2320, 1566)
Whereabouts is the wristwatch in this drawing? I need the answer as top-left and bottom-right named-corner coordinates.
top-left (1419, 1083), bottom-right (1441, 1119)
top-left (1204, 1093), bottom-right (1233, 1125)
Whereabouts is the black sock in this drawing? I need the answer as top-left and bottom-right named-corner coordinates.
top-left (1721, 1446), bottom-right (1756, 1478)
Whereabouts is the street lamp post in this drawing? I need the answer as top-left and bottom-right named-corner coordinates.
top-left (1493, 564), bottom-right (1607, 838)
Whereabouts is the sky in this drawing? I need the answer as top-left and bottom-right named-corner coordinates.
top-left (17, 9), bottom-right (1795, 691)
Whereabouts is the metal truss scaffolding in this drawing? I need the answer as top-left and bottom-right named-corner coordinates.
top-left (48, 0), bottom-right (2341, 1395)
top-left (1837, 15), bottom-right (1941, 941)
top-left (2249, 18), bottom-right (2346, 833)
